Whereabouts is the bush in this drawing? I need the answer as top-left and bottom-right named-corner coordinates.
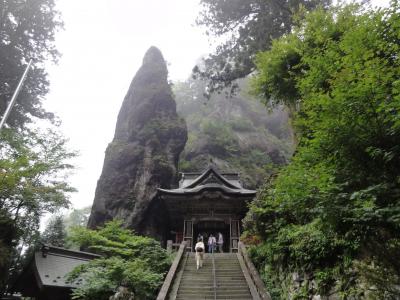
top-left (229, 118), bottom-right (254, 132)
top-left (68, 220), bottom-right (171, 300)
top-left (248, 2), bottom-right (400, 297)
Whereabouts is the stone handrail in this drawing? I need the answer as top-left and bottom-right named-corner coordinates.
top-left (238, 241), bottom-right (272, 300)
top-left (156, 241), bottom-right (187, 300)
top-left (211, 250), bottom-right (217, 300)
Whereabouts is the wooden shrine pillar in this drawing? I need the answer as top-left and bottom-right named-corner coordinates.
top-left (183, 220), bottom-right (193, 251)
top-left (230, 219), bottom-right (240, 252)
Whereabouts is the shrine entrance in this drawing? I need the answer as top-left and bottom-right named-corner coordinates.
top-left (157, 167), bottom-right (256, 253)
top-left (194, 220), bottom-right (229, 252)
top-left (183, 218), bottom-right (241, 252)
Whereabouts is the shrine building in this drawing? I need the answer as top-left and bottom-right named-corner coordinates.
top-left (157, 166), bottom-right (256, 252)
top-left (10, 167), bottom-right (257, 299)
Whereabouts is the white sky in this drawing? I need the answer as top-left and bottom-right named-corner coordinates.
top-left (44, 0), bottom-right (211, 209)
top-left (43, 0), bottom-right (390, 210)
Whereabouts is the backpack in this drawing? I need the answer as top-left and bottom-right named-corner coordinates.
top-left (196, 246), bottom-right (204, 252)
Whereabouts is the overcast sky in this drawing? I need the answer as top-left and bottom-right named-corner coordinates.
top-left (44, 0), bottom-right (211, 210)
top-left (43, 0), bottom-right (390, 210)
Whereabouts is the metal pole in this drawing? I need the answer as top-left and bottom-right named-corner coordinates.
top-left (0, 59), bottom-right (33, 130)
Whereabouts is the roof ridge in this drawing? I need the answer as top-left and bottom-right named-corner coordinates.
top-left (41, 244), bottom-right (101, 259)
top-left (184, 166), bottom-right (239, 189)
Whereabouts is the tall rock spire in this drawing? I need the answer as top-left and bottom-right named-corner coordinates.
top-left (87, 47), bottom-right (187, 236)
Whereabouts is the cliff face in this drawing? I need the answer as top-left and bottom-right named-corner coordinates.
top-left (88, 47), bottom-right (187, 235)
top-left (174, 78), bottom-right (294, 189)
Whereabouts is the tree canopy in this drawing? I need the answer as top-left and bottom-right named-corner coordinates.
top-left (194, 0), bottom-right (331, 94)
top-left (0, 128), bottom-right (75, 233)
top-left (0, 1), bottom-right (70, 294)
top-left (0, 0), bottom-right (63, 127)
top-left (64, 206), bottom-right (91, 230)
top-left (41, 215), bottom-right (68, 248)
top-left (68, 220), bottom-right (171, 300)
top-left (247, 1), bottom-right (400, 298)
top-left (0, 127), bottom-right (75, 294)
top-left (174, 77), bottom-right (294, 188)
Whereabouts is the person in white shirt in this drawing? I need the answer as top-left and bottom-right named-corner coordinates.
top-left (195, 237), bottom-right (205, 270)
top-left (217, 232), bottom-right (224, 253)
top-left (208, 234), bottom-right (216, 253)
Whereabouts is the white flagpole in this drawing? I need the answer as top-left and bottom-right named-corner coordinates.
top-left (0, 59), bottom-right (33, 131)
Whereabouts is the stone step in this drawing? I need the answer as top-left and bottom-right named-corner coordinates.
top-left (176, 295), bottom-right (253, 300)
top-left (185, 267), bottom-right (241, 270)
top-left (177, 292), bottom-right (252, 297)
top-left (183, 274), bottom-right (244, 276)
top-left (181, 278), bottom-right (247, 283)
top-left (181, 275), bottom-right (247, 279)
top-left (184, 264), bottom-right (242, 268)
top-left (183, 273), bottom-right (246, 277)
top-left (184, 262), bottom-right (240, 265)
top-left (177, 295), bottom-right (251, 298)
top-left (181, 277), bottom-right (247, 281)
top-left (183, 272), bottom-right (244, 276)
top-left (180, 282), bottom-right (248, 287)
top-left (180, 279), bottom-right (248, 285)
top-left (179, 285), bottom-right (250, 293)
top-left (174, 253), bottom-right (253, 300)
top-left (177, 294), bottom-right (252, 298)
top-left (179, 281), bottom-right (248, 286)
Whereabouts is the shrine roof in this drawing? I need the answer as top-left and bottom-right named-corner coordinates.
top-left (34, 245), bottom-right (100, 288)
top-left (158, 166), bottom-right (256, 196)
top-left (13, 245), bottom-right (100, 294)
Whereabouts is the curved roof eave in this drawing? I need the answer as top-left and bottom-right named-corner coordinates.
top-left (157, 186), bottom-right (256, 197)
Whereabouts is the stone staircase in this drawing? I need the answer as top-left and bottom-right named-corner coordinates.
top-left (175, 253), bottom-right (253, 300)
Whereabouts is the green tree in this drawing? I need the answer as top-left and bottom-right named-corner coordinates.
top-left (63, 206), bottom-right (91, 249)
top-left (41, 215), bottom-right (67, 248)
top-left (64, 206), bottom-right (92, 231)
top-left (0, 0), bottom-right (63, 127)
top-left (0, 127), bottom-right (75, 294)
top-left (0, 210), bottom-right (16, 294)
top-left (248, 1), bottom-right (400, 298)
top-left (174, 77), bottom-right (294, 188)
top-left (68, 220), bottom-right (171, 300)
top-left (194, 0), bottom-right (331, 94)
top-left (0, 0), bottom-right (69, 294)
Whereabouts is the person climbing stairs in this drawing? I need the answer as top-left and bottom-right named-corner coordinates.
top-left (175, 253), bottom-right (253, 300)
top-left (157, 242), bottom-right (271, 300)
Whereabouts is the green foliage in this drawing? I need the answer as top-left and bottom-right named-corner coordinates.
top-left (228, 118), bottom-right (254, 132)
top-left (0, 0), bottom-right (63, 127)
top-left (194, 0), bottom-right (331, 94)
top-left (68, 220), bottom-right (171, 300)
top-left (41, 215), bottom-right (67, 248)
top-left (178, 157), bottom-right (196, 172)
top-left (0, 1), bottom-right (67, 293)
top-left (355, 257), bottom-right (400, 299)
top-left (0, 127), bottom-right (75, 293)
top-left (174, 77), bottom-right (294, 188)
top-left (64, 206), bottom-right (91, 231)
top-left (141, 117), bottom-right (185, 140)
top-left (0, 128), bottom-right (75, 229)
top-left (249, 1), bottom-right (400, 297)
top-left (70, 257), bottom-right (164, 300)
top-left (201, 120), bottom-right (238, 154)
top-left (0, 211), bottom-right (15, 294)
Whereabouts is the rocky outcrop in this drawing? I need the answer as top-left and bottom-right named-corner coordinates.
top-left (88, 47), bottom-right (187, 236)
top-left (174, 78), bottom-right (294, 189)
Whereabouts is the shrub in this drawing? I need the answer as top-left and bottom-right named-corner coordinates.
top-left (68, 220), bottom-right (171, 300)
